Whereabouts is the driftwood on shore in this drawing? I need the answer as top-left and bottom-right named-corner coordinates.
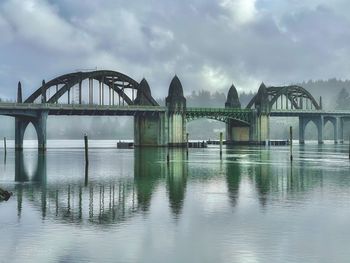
top-left (0, 188), bottom-right (13, 201)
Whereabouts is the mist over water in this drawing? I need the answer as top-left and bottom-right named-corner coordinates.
top-left (1, 142), bottom-right (350, 263)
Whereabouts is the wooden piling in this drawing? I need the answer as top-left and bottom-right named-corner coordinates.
top-left (186, 133), bottom-right (189, 156)
top-left (219, 132), bottom-right (223, 157)
top-left (3, 137), bottom-right (6, 154)
top-left (84, 134), bottom-right (89, 165)
top-left (85, 163), bottom-right (89, 187)
top-left (290, 126), bottom-right (293, 161)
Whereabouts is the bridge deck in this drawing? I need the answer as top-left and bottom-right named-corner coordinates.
top-left (1, 103), bottom-right (350, 118)
top-left (270, 109), bottom-right (350, 117)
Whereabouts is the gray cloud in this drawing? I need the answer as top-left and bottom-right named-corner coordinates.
top-left (0, 0), bottom-right (349, 100)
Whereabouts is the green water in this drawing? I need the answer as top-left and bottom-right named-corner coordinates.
top-left (0, 142), bottom-right (350, 263)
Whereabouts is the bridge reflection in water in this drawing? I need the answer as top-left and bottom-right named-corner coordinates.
top-left (9, 147), bottom-right (330, 225)
top-left (13, 148), bottom-right (189, 224)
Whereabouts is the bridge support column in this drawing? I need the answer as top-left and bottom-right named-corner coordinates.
top-left (299, 117), bottom-right (305, 144)
top-left (134, 113), bottom-right (168, 147)
top-left (227, 122), bottom-right (250, 143)
top-left (338, 118), bottom-right (344, 143)
top-left (225, 84), bottom-right (250, 143)
top-left (32, 112), bottom-right (48, 151)
top-left (250, 83), bottom-right (270, 144)
top-left (249, 111), bottom-right (257, 142)
top-left (334, 118), bottom-right (339, 144)
top-left (258, 114), bottom-right (270, 143)
top-left (166, 76), bottom-right (187, 147)
top-left (15, 118), bottom-right (29, 150)
top-left (167, 112), bottom-right (186, 147)
top-left (317, 116), bottom-right (324, 144)
top-left (248, 111), bottom-right (270, 144)
top-left (133, 79), bottom-right (167, 147)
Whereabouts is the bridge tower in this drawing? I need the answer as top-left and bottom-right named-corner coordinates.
top-left (166, 76), bottom-right (187, 147)
top-left (252, 83), bottom-right (270, 144)
top-left (225, 84), bottom-right (249, 143)
top-left (134, 79), bottom-right (167, 146)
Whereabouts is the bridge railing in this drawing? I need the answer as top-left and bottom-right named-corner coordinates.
top-left (186, 107), bottom-right (252, 113)
top-left (0, 102), bottom-right (167, 111)
top-left (271, 109), bottom-right (350, 114)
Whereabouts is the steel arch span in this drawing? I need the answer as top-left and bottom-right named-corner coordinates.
top-left (246, 85), bottom-right (321, 111)
top-left (185, 108), bottom-right (251, 126)
top-left (24, 70), bottom-right (159, 106)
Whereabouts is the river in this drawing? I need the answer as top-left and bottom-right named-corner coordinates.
top-left (0, 141), bottom-right (350, 263)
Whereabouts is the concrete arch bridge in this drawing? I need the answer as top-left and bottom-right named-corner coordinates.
top-left (0, 70), bottom-right (349, 150)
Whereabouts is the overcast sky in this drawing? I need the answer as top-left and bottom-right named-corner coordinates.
top-left (1, 0), bottom-right (350, 100)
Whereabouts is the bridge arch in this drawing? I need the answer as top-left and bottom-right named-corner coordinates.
top-left (324, 116), bottom-right (338, 142)
top-left (186, 116), bottom-right (250, 126)
top-left (303, 119), bottom-right (319, 141)
top-left (24, 70), bottom-right (159, 106)
top-left (247, 85), bottom-right (321, 111)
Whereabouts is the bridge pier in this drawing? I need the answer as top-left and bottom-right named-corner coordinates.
top-left (134, 79), bottom-right (167, 146)
top-left (299, 117), bottom-right (305, 144)
top-left (317, 116), bottom-right (324, 144)
top-left (133, 77), bottom-right (187, 147)
top-left (225, 84), bottom-right (250, 143)
top-left (166, 76), bottom-right (187, 147)
top-left (334, 118), bottom-right (339, 144)
top-left (15, 111), bottom-right (48, 151)
top-left (15, 117), bottom-right (29, 150)
top-left (134, 112), bottom-right (168, 146)
top-left (251, 83), bottom-right (270, 144)
top-left (338, 117), bottom-right (344, 143)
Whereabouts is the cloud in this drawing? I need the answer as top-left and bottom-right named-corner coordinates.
top-left (1, 0), bottom-right (96, 53)
top-left (220, 0), bottom-right (258, 25)
top-left (0, 0), bottom-right (350, 100)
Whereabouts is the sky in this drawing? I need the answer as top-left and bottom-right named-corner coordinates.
top-left (0, 0), bottom-right (350, 100)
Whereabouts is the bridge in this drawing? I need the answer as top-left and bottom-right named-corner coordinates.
top-left (0, 70), bottom-right (349, 150)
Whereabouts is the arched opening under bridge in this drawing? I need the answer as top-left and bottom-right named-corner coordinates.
top-left (304, 120), bottom-right (319, 143)
top-left (186, 118), bottom-right (225, 140)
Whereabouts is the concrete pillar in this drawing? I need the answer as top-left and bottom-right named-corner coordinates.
top-left (166, 76), bottom-right (187, 147)
top-left (317, 116), bottom-right (324, 144)
top-left (299, 117), bottom-right (305, 144)
top-left (338, 118), bottom-right (344, 143)
top-left (258, 114), bottom-right (270, 143)
top-left (134, 113), bottom-right (167, 147)
top-left (134, 78), bottom-right (167, 147)
top-left (41, 80), bottom-right (46, 103)
top-left (225, 84), bottom-right (250, 143)
top-left (252, 82), bottom-right (270, 144)
top-left (17, 82), bottom-right (22, 103)
top-left (227, 122), bottom-right (250, 143)
top-left (79, 80), bottom-right (82, 105)
top-left (32, 112), bottom-right (48, 151)
top-left (249, 111), bottom-right (256, 142)
top-left (15, 117), bottom-right (29, 150)
top-left (334, 118), bottom-right (339, 144)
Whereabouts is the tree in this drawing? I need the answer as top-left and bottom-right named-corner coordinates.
top-left (335, 88), bottom-right (350, 110)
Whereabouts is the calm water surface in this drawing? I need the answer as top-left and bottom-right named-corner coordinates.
top-left (0, 141), bottom-right (350, 263)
